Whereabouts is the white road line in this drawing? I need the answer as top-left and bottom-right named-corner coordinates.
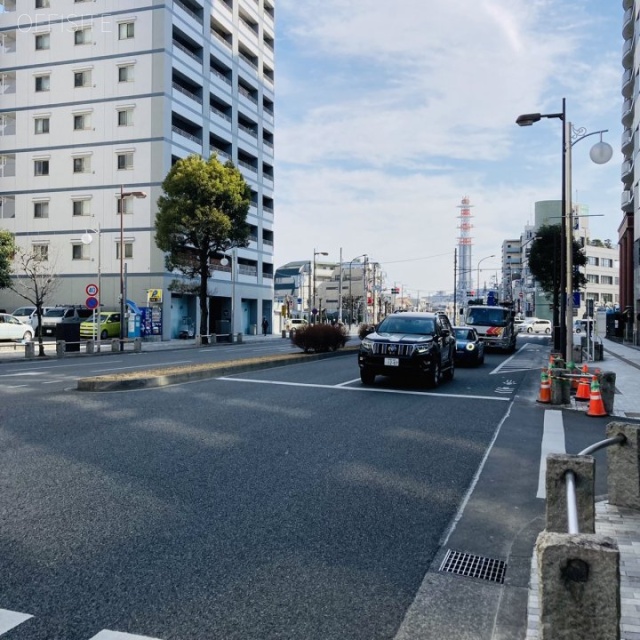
top-left (0, 609), bottom-right (32, 634)
top-left (89, 631), bottom-right (163, 640)
top-left (336, 377), bottom-right (362, 386)
top-left (218, 377), bottom-right (510, 401)
top-left (537, 410), bottom-right (566, 499)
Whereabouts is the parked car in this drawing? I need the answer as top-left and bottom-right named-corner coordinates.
top-left (286, 318), bottom-right (308, 331)
top-left (41, 306), bottom-right (94, 337)
top-left (453, 326), bottom-right (485, 365)
top-left (358, 311), bottom-right (456, 387)
top-left (0, 313), bottom-right (34, 342)
top-left (517, 317), bottom-right (539, 333)
top-left (80, 312), bottom-right (121, 340)
top-left (524, 318), bottom-right (552, 334)
top-left (11, 305), bottom-right (52, 331)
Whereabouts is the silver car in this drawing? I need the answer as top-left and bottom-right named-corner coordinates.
top-left (0, 313), bottom-right (34, 341)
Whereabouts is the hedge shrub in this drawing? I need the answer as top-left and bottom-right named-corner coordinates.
top-left (291, 323), bottom-right (348, 353)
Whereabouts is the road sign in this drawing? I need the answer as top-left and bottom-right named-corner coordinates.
top-left (147, 288), bottom-right (163, 304)
top-left (86, 296), bottom-right (99, 310)
top-left (86, 283), bottom-right (98, 296)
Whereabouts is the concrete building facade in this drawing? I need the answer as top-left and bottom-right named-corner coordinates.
top-left (0, 0), bottom-right (275, 339)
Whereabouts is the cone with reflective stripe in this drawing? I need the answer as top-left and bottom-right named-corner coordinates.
top-left (586, 378), bottom-right (607, 417)
top-left (537, 369), bottom-right (551, 404)
top-left (575, 367), bottom-right (591, 401)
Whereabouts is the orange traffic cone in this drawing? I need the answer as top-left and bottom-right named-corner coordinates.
top-left (537, 369), bottom-right (551, 404)
top-left (575, 365), bottom-right (591, 401)
top-left (586, 378), bottom-right (607, 417)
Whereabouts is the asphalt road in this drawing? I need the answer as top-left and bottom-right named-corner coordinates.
top-left (0, 336), bottom-right (555, 640)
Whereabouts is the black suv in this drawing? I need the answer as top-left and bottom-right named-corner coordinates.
top-left (358, 312), bottom-right (456, 387)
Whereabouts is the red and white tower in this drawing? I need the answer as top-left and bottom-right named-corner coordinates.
top-left (456, 196), bottom-right (474, 299)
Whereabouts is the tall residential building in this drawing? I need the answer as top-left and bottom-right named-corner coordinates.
top-left (620, 0), bottom-right (636, 342)
top-left (0, 0), bottom-right (275, 339)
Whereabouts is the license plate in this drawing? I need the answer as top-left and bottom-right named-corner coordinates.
top-left (384, 357), bottom-right (399, 367)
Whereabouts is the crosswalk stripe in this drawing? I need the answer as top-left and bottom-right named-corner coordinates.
top-left (89, 631), bottom-right (163, 640)
top-left (0, 609), bottom-right (32, 634)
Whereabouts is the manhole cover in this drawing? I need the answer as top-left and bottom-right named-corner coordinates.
top-left (439, 549), bottom-right (506, 584)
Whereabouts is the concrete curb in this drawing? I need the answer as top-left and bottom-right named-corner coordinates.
top-left (77, 346), bottom-right (359, 392)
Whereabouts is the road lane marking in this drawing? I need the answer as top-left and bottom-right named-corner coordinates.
top-left (0, 609), bottom-right (32, 633)
top-left (336, 378), bottom-right (362, 386)
top-left (89, 631), bottom-right (163, 640)
top-left (537, 409), bottom-right (566, 499)
top-left (218, 377), bottom-right (510, 401)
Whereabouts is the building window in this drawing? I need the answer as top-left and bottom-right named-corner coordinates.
top-left (34, 117), bottom-right (50, 134)
top-left (116, 241), bottom-right (133, 260)
top-left (72, 244), bottom-right (87, 260)
top-left (118, 64), bottom-right (134, 82)
top-left (601, 258), bottom-right (614, 268)
top-left (586, 256), bottom-right (599, 266)
top-left (602, 293), bottom-right (613, 304)
top-left (34, 160), bottom-right (49, 176)
top-left (72, 199), bottom-right (91, 216)
top-left (117, 152), bottom-right (133, 170)
top-left (35, 75), bottom-right (50, 92)
top-left (35, 33), bottom-right (50, 50)
top-left (32, 244), bottom-right (49, 261)
top-left (586, 274), bottom-right (599, 284)
top-left (117, 197), bottom-right (133, 215)
top-left (74, 28), bottom-right (91, 45)
top-left (601, 275), bottom-right (614, 285)
top-left (33, 201), bottom-right (49, 218)
top-left (118, 22), bottom-right (135, 40)
top-left (73, 113), bottom-right (90, 130)
top-left (117, 108), bottom-right (133, 126)
top-left (73, 156), bottom-right (90, 173)
top-left (74, 70), bottom-right (91, 87)
top-left (35, 0), bottom-right (50, 7)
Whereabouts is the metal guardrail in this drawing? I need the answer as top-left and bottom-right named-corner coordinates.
top-left (564, 434), bottom-right (627, 534)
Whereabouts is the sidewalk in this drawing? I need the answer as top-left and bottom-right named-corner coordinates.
top-left (525, 337), bottom-right (640, 640)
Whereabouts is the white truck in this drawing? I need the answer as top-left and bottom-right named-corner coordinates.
top-left (462, 304), bottom-right (517, 352)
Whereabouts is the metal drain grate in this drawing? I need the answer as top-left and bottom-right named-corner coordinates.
top-left (439, 549), bottom-right (506, 584)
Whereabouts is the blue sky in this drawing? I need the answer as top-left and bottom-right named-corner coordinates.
top-left (272, 0), bottom-right (623, 295)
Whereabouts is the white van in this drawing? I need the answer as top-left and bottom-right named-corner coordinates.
top-left (11, 306), bottom-right (52, 330)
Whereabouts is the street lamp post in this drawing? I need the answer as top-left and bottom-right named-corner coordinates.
top-left (220, 247), bottom-right (237, 339)
top-left (81, 224), bottom-right (101, 351)
top-left (312, 249), bottom-right (328, 323)
top-left (516, 101), bottom-right (612, 362)
top-left (476, 254), bottom-right (496, 296)
top-left (119, 186), bottom-right (147, 350)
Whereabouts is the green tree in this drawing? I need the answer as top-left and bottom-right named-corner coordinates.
top-left (155, 154), bottom-right (251, 341)
top-left (528, 224), bottom-right (587, 335)
top-left (0, 229), bottom-right (15, 289)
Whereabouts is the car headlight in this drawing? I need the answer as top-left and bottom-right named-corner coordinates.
top-left (465, 343), bottom-right (476, 351)
top-left (361, 338), bottom-right (373, 351)
top-left (414, 344), bottom-right (432, 354)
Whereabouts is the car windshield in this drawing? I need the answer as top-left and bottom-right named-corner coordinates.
top-left (13, 307), bottom-right (34, 316)
top-left (454, 328), bottom-right (474, 340)
top-left (465, 307), bottom-right (510, 327)
top-left (378, 317), bottom-right (435, 335)
top-left (43, 309), bottom-right (67, 317)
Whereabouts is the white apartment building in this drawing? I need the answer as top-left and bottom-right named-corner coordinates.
top-left (0, 0), bottom-right (275, 339)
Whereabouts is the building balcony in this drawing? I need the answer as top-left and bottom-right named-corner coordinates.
top-left (623, 6), bottom-right (634, 39)
top-left (622, 67), bottom-right (634, 99)
top-left (622, 159), bottom-right (634, 184)
top-left (0, 112), bottom-right (16, 136)
top-left (622, 128), bottom-right (634, 155)
top-left (621, 189), bottom-right (634, 212)
top-left (623, 38), bottom-right (634, 70)
top-left (172, 82), bottom-right (202, 106)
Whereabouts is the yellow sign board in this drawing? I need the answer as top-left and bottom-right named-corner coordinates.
top-left (147, 288), bottom-right (163, 304)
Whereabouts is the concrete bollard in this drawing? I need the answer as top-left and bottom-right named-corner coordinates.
top-left (56, 340), bottom-right (65, 357)
top-left (606, 422), bottom-right (640, 509)
top-left (236, 332), bottom-right (243, 344)
top-left (195, 335), bottom-right (202, 346)
top-left (550, 369), bottom-right (571, 405)
top-left (86, 340), bottom-right (95, 355)
top-left (545, 454), bottom-right (595, 533)
top-left (282, 329), bottom-right (286, 338)
top-left (598, 372), bottom-right (616, 416)
top-left (536, 531), bottom-right (620, 640)
top-left (111, 338), bottom-right (119, 352)
top-left (211, 333), bottom-right (216, 344)
top-left (25, 342), bottom-right (35, 358)
top-left (133, 338), bottom-right (142, 353)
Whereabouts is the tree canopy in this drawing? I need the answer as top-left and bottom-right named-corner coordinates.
top-left (0, 229), bottom-right (15, 289)
top-left (155, 154), bottom-right (251, 339)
